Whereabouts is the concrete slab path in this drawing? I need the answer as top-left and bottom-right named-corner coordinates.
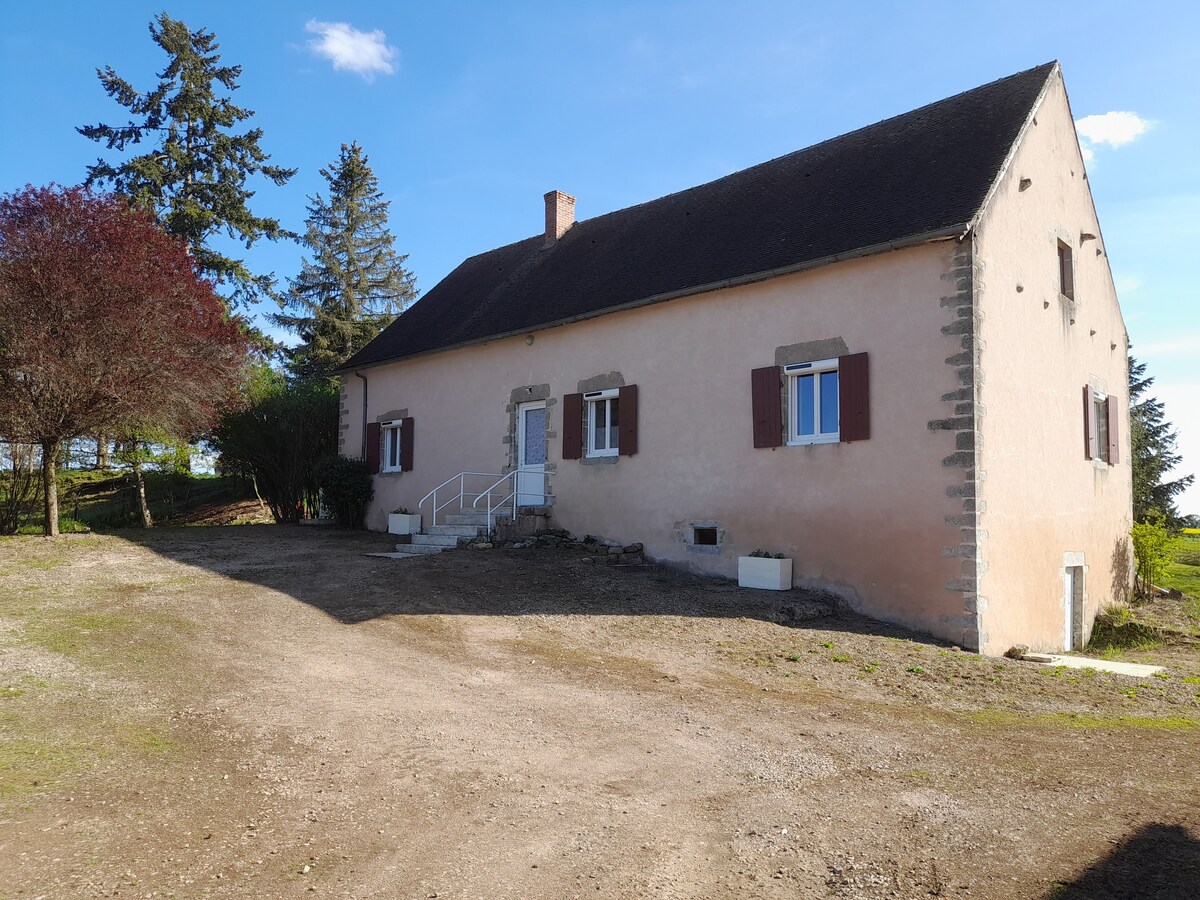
top-left (1029, 654), bottom-right (1165, 677)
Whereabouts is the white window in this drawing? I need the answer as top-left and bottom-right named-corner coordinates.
top-left (786, 358), bottom-right (839, 445)
top-left (381, 420), bottom-right (403, 472)
top-left (584, 389), bottom-right (620, 457)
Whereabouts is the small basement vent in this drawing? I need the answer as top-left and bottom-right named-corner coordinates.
top-left (693, 527), bottom-right (718, 546)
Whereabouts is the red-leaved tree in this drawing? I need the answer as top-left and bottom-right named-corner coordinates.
top-left (0, 185), bottom-right (247, 535)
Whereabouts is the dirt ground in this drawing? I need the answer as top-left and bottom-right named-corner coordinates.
top-left (1, 526), bottom-right (1197, 899)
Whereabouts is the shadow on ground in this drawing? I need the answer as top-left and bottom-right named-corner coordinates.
top-left (104, 524), bottom-right (947, 642)
top-left (1051, 823), bottom-right (1200, 900)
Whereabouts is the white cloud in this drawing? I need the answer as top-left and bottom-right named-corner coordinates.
top-left (1075, 111), bottom-right (1153, 167)
top-left (1136, 335), bottom-right (1200, 357)
top-left (1075, 111), bottom-right (1153, 148)
top-left (306, 21), bottom-right (397, 81)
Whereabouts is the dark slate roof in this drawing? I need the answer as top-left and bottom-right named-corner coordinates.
top-left (342, 62), bottom-right (1055, 370)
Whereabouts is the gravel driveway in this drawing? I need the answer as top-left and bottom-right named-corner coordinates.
top-left (1, 526), bottom-right (1197, 898)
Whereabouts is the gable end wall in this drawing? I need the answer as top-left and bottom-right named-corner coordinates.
top-left (971, 68), bottom-right (1132, 654)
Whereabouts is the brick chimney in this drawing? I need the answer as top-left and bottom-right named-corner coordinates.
top-left (544, 190), bottom-right (576, 244)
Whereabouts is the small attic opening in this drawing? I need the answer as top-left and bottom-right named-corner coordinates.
top-left (693, 527), bottom-right (718, 546)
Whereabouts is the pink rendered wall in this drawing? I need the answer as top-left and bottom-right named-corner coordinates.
top-left (341, 241), bottom-right (982, 646)
top-left (973, 68), bottom-right (1133, 654)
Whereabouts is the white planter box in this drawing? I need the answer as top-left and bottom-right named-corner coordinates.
top-left (387, 513), bottom-right (422, 535)
top-left (738, 556), bottom-right (793, 591)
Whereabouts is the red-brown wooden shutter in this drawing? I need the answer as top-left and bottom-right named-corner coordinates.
top-left (1059, 243), bottom-right (1075, 301)
top-left (562, 393), bottom-right (584, 459)
top-left (1082, 385), bottom-right (1095, 460)
top-left (400, 417), bottom-right (415, 471)
top-left (838, 352), bottom-right (870, 442)
top-left (1106, 397), bottom-right (1120, 465)
top-left (365, 422), bottom-right (381, 473)
top-left (618, 385), bottom-right (638, 456)
top-left (751, 366), bottom-right (783, 448)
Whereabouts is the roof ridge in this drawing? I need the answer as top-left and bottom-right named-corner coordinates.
top-left (466, 62), bottom-right (1060, 255)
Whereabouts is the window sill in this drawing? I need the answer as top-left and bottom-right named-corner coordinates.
top-left (580, 454), bottom-right (619, 466)
top-left (786, 435), bottom-right (840, 447)
top-left (378, 469), bottom-right (405, 477)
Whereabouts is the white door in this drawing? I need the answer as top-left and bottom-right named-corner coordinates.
top-left (516, 402), bottom-right (547, 506)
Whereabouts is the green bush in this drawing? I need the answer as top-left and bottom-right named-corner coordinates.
top-left (1132, 512), bottom-right (1172, 596)
top-left (209, 370), bottom-right (338, 523)
top-left (313, 456), bottom-right (373, 529)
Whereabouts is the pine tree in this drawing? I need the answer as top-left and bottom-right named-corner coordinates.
top-left (275, 142), bottom-right (417, 381)
top-left (78, 12), bottom-right (295, 309)
top-left (1129, 357), bottom-right (1194, 525)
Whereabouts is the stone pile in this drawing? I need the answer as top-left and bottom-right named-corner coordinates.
top-left (468, 529), bottom-right (646, 564)
top-left (580, 541), bottom-right (645, 566)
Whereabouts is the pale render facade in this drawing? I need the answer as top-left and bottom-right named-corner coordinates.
top-left (338, 64), bottom-right (1131, 656)
top-left (970, 73), bottom-right (1130, 652)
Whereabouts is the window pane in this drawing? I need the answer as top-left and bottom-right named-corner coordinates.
top-left (594, 400), bottom-right (607, 450)
top-left (820, 371), bottom-right (839, 434)
top-left (387, 429), bottom-right (399, 468)
top-left (1094, 399), bottom-right (1109, 462)
top-left (609, 398), bottom-right (620, 451)
top-left (797, 374), bottom-right (815, 436)
top-left (523, 409), bottom-right (547, 465)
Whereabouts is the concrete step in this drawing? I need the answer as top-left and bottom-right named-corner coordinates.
top-left (444, 512), bottom-right (503, 527)
top-left (411, 533), bottom-right (463, 548)
top-left (429, 524), bottom-right (486, 538)
top-left (390, 543), bottom-right (445, 556)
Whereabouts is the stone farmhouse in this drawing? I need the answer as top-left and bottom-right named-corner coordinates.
top-left (337, 62), bottom-right (1131, 655)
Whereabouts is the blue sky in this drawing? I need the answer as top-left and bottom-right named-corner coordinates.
top-left (1, 2), bottom-right (1196, 513)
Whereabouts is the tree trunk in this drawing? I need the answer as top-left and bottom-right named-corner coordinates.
top-left (131, 443), bottom-right (153, 528)
top-left (96, 435), bottom-right (110, 469)
top-left (41, 439), bottom-right (60, 537)
top-left (251, 474), bottom-right (270, 517)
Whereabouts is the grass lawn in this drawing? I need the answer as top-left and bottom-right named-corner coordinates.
top-left (1161, 535), bottom-right (1200, 602)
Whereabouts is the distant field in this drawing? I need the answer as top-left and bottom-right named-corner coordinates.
top-left (1161, 535), bottom-right (1200, 601)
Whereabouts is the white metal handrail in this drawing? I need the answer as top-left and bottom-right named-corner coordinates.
top-left (471, 466), bottom-right (549, 532)
top-left (418, 471), bottom-right (504, 527)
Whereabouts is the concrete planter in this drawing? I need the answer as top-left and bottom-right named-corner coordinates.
top-left (738, 556), bottom-right (793, 591)
top-left (387, 513), bottom-right (422, 535)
